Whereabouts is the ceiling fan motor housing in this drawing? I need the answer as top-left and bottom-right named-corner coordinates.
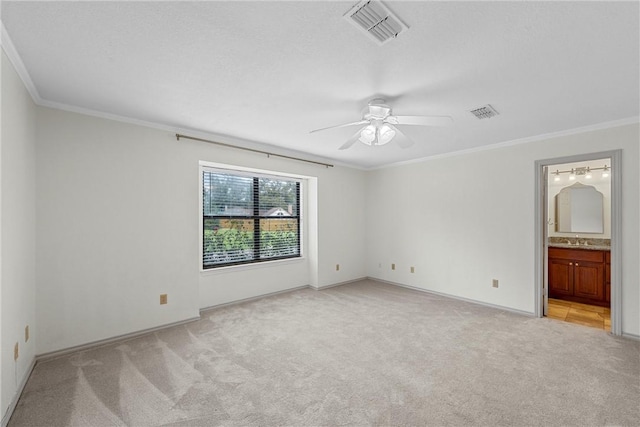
top-left (364, 99), bottom-right (392, 120)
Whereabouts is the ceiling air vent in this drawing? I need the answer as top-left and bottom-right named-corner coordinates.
top-left (344, 1), bottom-right (408, 45)
top-left (470, 104), bottom-right (499, 120)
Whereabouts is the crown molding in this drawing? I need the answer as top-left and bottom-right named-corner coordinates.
top-left (370, 116), bottom-right (640, 171)
top-left (38, 96), bottom-right (353, 170)
top-left (3, 18), bottom-right (636, 173)
top-left (1, 20), bottom-right (356, 170)
top-left (1, 21), bottom-right (43, 104)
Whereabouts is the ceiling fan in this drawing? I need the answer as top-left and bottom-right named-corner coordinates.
top-left (310, 98), bottom-right (452, 150)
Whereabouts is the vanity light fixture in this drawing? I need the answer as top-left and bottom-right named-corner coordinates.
top-left (550, 164), bottom-right (611, 182)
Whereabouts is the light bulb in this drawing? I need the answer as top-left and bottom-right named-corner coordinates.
top-left (378, 124), bottom-right (396, 145)
top-left (554, 175), bottom-right (560, 182)
top-left (359, 125), bottom-right (376, 145)
top-left (569, 175), bottom-right (575, 181)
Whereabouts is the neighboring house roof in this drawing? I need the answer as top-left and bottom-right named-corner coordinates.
top-left (265, 207), bottom-right (291, 217)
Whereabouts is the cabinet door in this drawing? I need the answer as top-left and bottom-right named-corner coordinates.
top-left (549, 258), bottom-right (573, 297)
top-left (574, 261), bottom-right (604, 301)
top-left (605, 262), bottom-right (611, 303)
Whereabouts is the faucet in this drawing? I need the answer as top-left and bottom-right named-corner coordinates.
top-left (566, 235), bottom-right (580, 245)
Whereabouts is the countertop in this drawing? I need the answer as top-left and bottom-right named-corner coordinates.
top-left (548, 243), bottom-right (610, 251)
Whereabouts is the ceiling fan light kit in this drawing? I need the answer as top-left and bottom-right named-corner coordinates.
top-left (357, 122), bottom-right (396, 147)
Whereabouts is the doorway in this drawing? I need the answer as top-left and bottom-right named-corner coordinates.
top-left (534, 150), bottom-right (622, 335)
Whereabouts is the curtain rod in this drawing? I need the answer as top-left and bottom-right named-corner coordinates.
top-left (175, 134), bottom-right (334, 168)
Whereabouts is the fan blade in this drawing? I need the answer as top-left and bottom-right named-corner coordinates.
top-left (310, 120), bottom-right (369, 133)
top-left (387, 124), bottom-right (415, 149)
top-left (338, 129), bottom-right (363, 150)
top-left (389, 115), bottom-right (453, 126)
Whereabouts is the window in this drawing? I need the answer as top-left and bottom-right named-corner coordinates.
top-left (202, 167), bottom-right (301, 269)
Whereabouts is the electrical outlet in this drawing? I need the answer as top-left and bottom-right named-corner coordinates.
top-left (336, 264), bottom-right (340, 271)
top-left (410, 266), bottom-right (415, 273)
top-left (160, 294), bottom-right (168, 305)
top-left (25, 325), bottom-right (29, 342)
top-left (492, 279), bottom-right (499, 288)
top-left (14, 342), bottom-right (19, 361)
top-left (391, 263), bottom-right (396, 270)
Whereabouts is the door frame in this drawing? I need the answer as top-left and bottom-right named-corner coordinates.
top-left (534, 150), bottom-right (622, 335)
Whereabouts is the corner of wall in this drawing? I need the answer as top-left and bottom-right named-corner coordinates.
top-left (0, 357), bottom-right (35, 427)
top-left (1, 46), bottom-right (38, 423)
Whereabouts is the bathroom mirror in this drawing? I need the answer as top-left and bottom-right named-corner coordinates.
top-left (555, 183), bottom-right (604, 233)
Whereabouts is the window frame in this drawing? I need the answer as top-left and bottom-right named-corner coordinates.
top-left (199, 162), bottom-right (304, 271)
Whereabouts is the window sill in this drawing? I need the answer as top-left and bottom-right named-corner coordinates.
top-left (200, 256), bottom-right (306, 275)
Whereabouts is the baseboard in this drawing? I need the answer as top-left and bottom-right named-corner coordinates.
top-left (36, 279), bottom-right (361, 361)
top-left (8, 276), bottom-right (636, 427)
top-left (200, 285), bottom-right (310, 314)
top-left (200, 278), bottom-right (367, 312)
top-left (36, 316), bottom-right (201, 362)
top-left (368, 277), bottom-right (536, 318)
top-left (621, 332), bottom-right (640, 341)
top-left (311, 277), bottom-right (368, 291)
top-left (1, 356), bottom-right (36, 427)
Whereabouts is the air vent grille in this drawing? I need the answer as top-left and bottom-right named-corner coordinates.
top-left (345, 1), bottom-right (408, 45)
top-left (470, 104), bottom-right (499, 120)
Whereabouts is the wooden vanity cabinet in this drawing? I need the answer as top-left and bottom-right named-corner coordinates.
top-left (548, 247), bottom-right (609, 306)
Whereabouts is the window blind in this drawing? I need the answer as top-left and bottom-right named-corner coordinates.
top-left (202, 169), bottom-right (301, 268)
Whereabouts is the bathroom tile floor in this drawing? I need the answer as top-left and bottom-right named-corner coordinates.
top-left (547, 298), bottom-right (611, 331)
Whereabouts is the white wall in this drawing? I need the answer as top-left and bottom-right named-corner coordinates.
top-left (199, 161), bottom-right (367, 308)
top-left (1, 50), bottom-right (37, 421)
top-left (35, 107), bottom-right (367, 354)
top-left (365, 123), bottom-right (639, 336)
top-left (3, 43), bottom-right (637, 401)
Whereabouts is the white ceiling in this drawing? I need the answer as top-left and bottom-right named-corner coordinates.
top-left (2, 1), bottom-right (638, 169)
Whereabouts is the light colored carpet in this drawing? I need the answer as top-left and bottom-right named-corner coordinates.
top-left (9, 279), bottom-right (640, 426)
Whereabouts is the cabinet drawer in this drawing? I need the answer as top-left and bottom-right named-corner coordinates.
top-left (548, 247), bottom-right (604, 263)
